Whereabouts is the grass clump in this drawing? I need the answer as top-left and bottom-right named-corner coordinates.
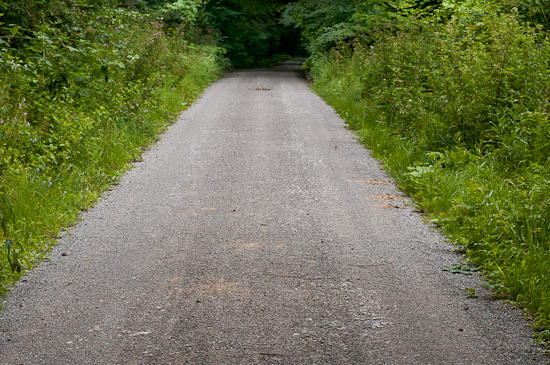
top-left (0, 2), bottom-right (223, 292)
top-left (308, 8), bottom-right (550, 337)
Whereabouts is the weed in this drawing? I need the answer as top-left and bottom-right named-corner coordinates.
top-left (464, 287), bottom-right (479, 299)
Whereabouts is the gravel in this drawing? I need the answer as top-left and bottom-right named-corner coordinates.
top-left (0, 65), bottom-right (547, 364)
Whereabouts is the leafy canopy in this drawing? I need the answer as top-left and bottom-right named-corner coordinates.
top-left (203, 0), bottom-right (301, 68)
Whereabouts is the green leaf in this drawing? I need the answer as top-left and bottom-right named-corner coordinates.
top-left (464, 287), bottom-right (478, 299)
top-left (8, 25), bottom-right (20, 36)
top-left (442, 1), bottom-right (455, 8)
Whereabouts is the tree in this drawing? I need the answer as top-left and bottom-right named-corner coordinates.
top-left (203, 0), bottom-right (301, 68)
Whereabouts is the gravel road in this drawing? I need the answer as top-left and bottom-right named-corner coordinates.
top-left (0, 63), bottom-right (547, 364)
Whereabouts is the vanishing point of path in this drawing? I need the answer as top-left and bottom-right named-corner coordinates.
top-left (0, 62), bottom-right (546, 364)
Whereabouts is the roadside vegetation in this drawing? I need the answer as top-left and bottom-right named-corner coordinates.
top-left (286, 0), bottom-right (550, 342)
top-left (0, 0), bottom-right (224, 291)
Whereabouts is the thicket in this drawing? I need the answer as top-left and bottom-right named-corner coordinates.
top-left (203, 0), bottom-right (303, 68)
top-left (0, 0), bottom-right (223, 290)
top-left (298, 0), bottom-right (550, 341)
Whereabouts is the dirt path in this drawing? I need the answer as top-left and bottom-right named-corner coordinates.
top-left (0, 66), bottom-right (546, 364)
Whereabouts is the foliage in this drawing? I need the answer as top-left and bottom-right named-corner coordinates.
top-left (203, 0), bottom-right (301, 68)
top-left (281, 0), bottom-right (448, 59)
top-left (160, 0), bottom-right (208, 30)
top-left (500, 0), bottom-right (550, 29)
top-left (308, 4), bottom-right (550, 333)
top-left (0, 1), bottom-right (222, 290)
top-left (282, 0), bottom-right (367, 56)
top-left (165, 0), bottom-right (205, 19)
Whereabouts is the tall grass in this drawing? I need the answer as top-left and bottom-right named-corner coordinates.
top-left (308, 9), bottom-right (550, 338)
top-left (0, 5), bottom-right (223, 291)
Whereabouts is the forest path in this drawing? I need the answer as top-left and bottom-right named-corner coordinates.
top-left (0, 66), bottom-right (544, 364)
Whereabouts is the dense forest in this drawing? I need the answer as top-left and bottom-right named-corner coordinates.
top-left (1, 0), bottom-right (550, 344)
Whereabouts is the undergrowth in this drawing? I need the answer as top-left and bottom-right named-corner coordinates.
top-left (308, 9), bottom-right (550, 342)
top-left (0, 2), bottom-right (223, 292)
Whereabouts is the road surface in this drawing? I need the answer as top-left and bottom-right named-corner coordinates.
top-left (0, 63), bottom-right (545, 363)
